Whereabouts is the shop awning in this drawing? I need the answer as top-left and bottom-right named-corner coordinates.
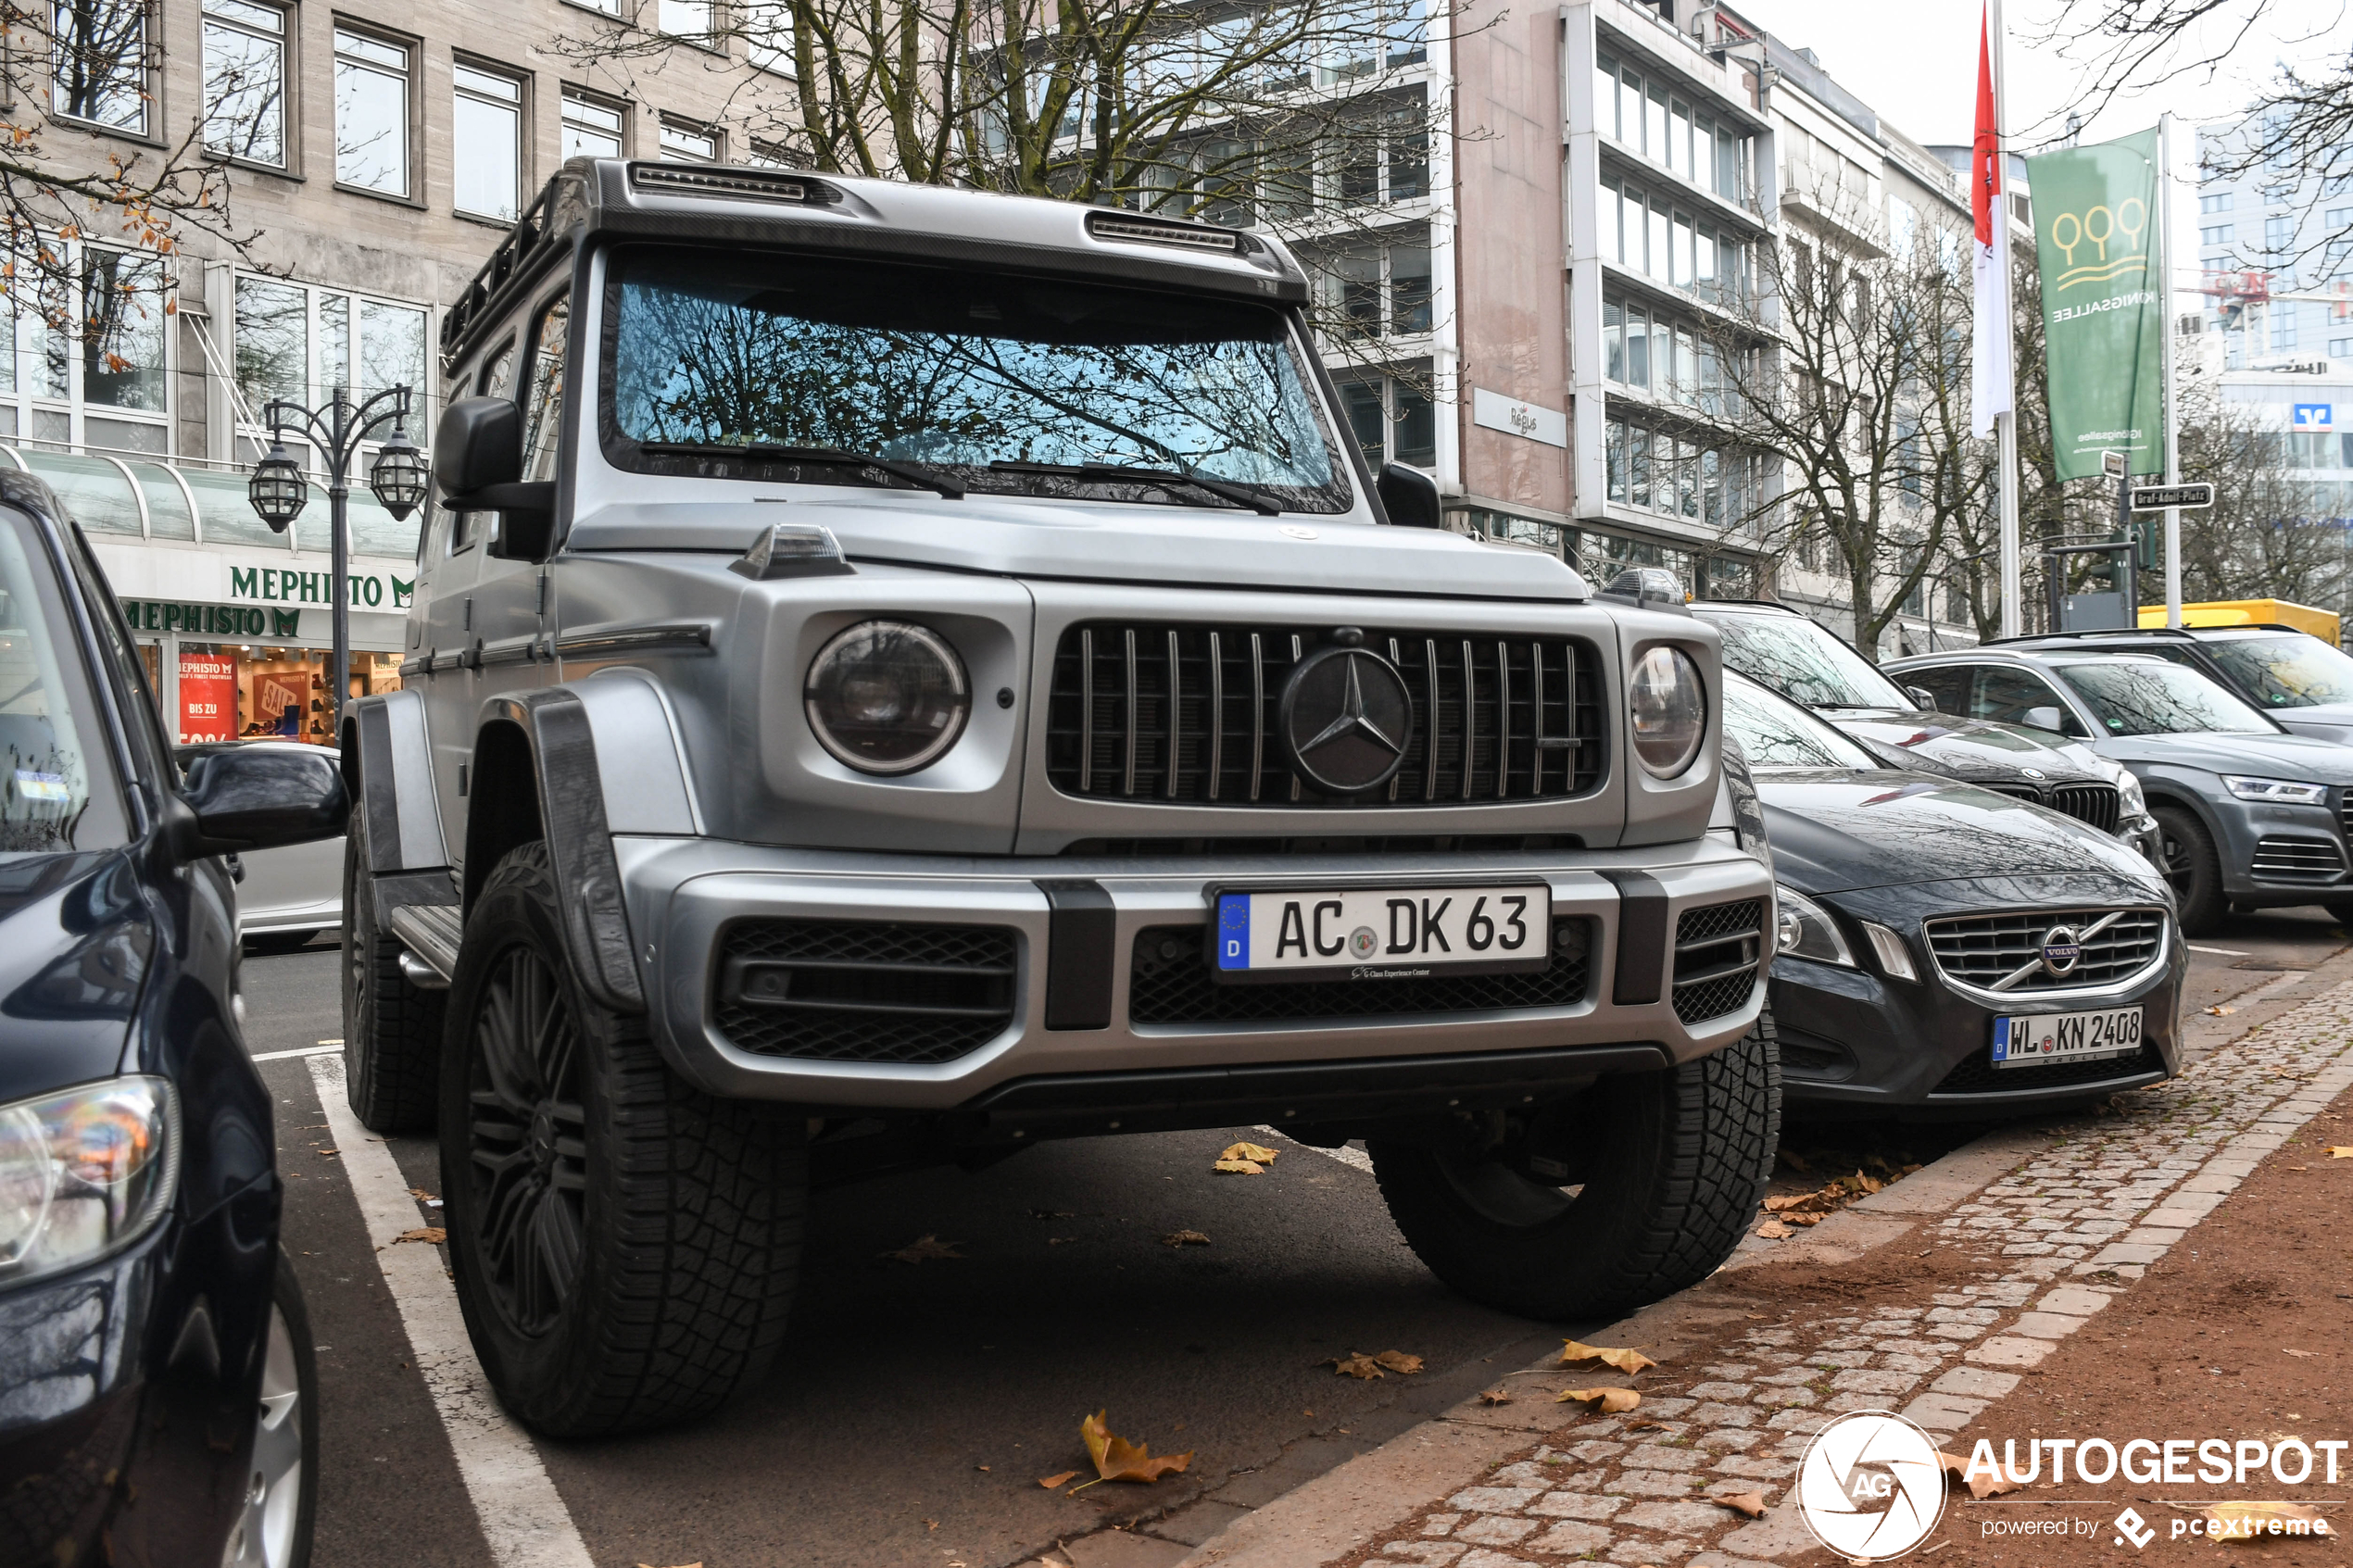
top-left (0, 445), bottom-right (422, 559)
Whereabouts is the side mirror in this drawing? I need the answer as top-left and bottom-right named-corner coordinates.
top-left (434, 396), bottom-right (556, 558)
top-left (170, 746), bottom-right (346, 859)
top-left (1377, 461), bottom-right (1442, 529)
top-left (2022, 705), bottom-right (2067, 734)
top-left (1906, 684), bottom-right (1940, 712)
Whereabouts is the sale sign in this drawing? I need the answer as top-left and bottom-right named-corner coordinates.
top-left (177, 651), bottom-right (237, 744)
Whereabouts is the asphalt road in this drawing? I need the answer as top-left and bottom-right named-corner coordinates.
top-left (238, 904), bottom-right (2353, 1568)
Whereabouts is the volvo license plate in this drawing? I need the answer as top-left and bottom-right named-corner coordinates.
top-left (1210, 884), bottom-right (1553, 984)
top-left (1990, 1007), bottom-right (2143, 1068)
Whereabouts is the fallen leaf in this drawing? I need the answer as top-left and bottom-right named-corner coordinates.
top-left (317, 1148), bottom-right (339, 1158)
top-left (1080, 1410), bottom-right (1191, 1484)
top-left (1936, 1449), bottom-right (2020, 1500)
top-left (880, 1234), bottom-right (965, 1263)
top-left (1559, 1340), bottom-right (1657, 1374)
top-left (1219, 1141), bottom-right (1279, 1164)
top-left (1372, 1350), bottom-right (1424, 1374)
top-left (1161, 1229), bottom-right (1212, 1248)
top-left (1478, 1387), bottom-right (1514, 1406)
top-left (635, 1562), bottom-right (703, 1567)
top-left (2284, 1348), bottom-right (2317, 1358)
top-left (407, 1186), bottom-right (437, 1202)
top-left (2208, 1004), bottom-right (2237, 1016)
top-left (1213, 1159), bottom-right (1265, 1174)
top-left (2201, 1500), bottom-right (2327, 1541)
top-left (1328, 1352), bottom-right (1387, 1379)
top-left (1764, 1191), bottom-right (1835, 1213)
top-left (1852, 1170), bottom-right (1884, 1195)
top-left (1557, 1386), bottom-right (1642, 1412)
top-left (1780, 1211), bottom-right (1825, 1227)
top-left (1038, 1471), bottom-right (1079, 1489)
top-left (1755, 1220), bottom-right (1793, 1239)
top-left (1780, 1149), bottom-right (1810, 1172)
top-left (392, 1227), bottom-right (446, 1245)
top-left (2328, 1147), bottom-right (2353, 1159)
top-left (1712, 1491), bottom-right (1768, 1519)
top-left (975, 1465), bottom-right (990, 1472)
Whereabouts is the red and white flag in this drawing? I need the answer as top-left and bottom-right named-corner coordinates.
top-left (1970, 2), bottom-right (2014, 437)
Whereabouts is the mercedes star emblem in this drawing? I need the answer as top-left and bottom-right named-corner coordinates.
top-left (1279, 645), bottom-right (1414, 794)
top-left (2040, 924), bottom-right (2083, 979)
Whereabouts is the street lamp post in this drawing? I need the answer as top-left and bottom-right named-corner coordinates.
top-left (246, 384), bottom-right (430, 735)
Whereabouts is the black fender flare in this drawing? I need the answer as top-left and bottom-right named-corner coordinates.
top-left (339, 691), bottom-right (456, 922)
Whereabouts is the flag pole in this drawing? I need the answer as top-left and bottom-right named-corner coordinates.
top-left (1992, 0), bottom-right (2023, 638)
top-left (2159, 110), bottom-right (2184, 629)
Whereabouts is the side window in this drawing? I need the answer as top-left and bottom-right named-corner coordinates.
top-left (520, 294), bottom-right (569, 483)
top-left (443, 337), bottom-right (517, 558)
top-left (1970, 666), bottom-right (2071, 729)
top-left (1905, 666), bottom-right (1968, 715)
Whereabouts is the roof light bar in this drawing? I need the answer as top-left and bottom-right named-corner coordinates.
top-left (1084, 212), bottom-right (1241, 253)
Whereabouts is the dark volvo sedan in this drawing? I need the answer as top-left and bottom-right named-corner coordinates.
top-left (1724, 674), bottom-right (2183, 1115)
top-left (0, 472), bottom-right (343, 1566)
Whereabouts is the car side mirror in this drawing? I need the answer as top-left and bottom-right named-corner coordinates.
top-left (2022, 705), bottom-right (2067, 734)
top-left (434, 396), bottom-right (557, 560)
top-left (1377, 461), bottom-right (1441, 529)
top-left (170, 746), bottom-right (346, 859)
top-left (1906, 684), bottom-right (1940, 711)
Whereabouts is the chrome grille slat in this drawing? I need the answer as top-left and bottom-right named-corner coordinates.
top-left (1922, 908), bottom-right (2168, 995)
top-left (2252, 835), bottom-right (2346, 879)
top-left (1047, 622), bottom-right (1606, 808)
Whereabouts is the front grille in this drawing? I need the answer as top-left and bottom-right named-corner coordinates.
top-left (713, 920), bottom-right (1018, 1065)
top-left (1982, 784), bottom-right (2041, 802)
top-left (2048, 784), bottom-right (2120, 834)
top-left (1673, 898), bottom-right (1764, 1024)
top-left (2339, 790), bottom-right (2353, 847)
top-left (1922, 909), bottom-right (2167, 994)
top-left (2251, 835), bottom-right (2347, 880)
top-left (1046, 622), bottom-right (1605, 808)
top-left (1931, 1041), bottom-right (2164, 1095)
top-left (1128, 920), bottom-right (1592, 1024)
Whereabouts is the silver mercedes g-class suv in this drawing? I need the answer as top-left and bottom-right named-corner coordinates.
top-left (339, 158), bottom-right (1779, 1437)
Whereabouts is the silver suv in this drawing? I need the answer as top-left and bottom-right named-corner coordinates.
top-left (339, 159), bottom-right (1779, 1436)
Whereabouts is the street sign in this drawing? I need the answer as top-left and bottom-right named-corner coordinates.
top-left (2103, 449), bottom-right (2130, 479)
top-left (2129, 483), bottom-right (2216, 511)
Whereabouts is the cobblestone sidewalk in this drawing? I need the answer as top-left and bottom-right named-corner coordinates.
top-left (1342, 978), bottom-right (2353, 1568)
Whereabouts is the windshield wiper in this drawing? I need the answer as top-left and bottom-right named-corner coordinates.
top-left (641, 442), bottom-right (963, 498)
top-left (987, 459), bottom-right (1282, 516)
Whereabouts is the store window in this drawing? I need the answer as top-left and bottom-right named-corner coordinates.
top-left (453, 65), bottom-right (525, 222)
top-left (200, 0), bottom-right (287, 167)
top-left (561, 91), bottom-right (624, 158)
top-left (2, 246), bottom-right (170, 453)
top-left (52, 0), bottom-right (147, 134)
top-left (176, 645), bottom-right (405, 746)
top-left (334, 29), bottom-right (411, 196)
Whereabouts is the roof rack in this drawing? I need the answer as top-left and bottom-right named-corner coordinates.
top-left (1984, 626), bottom-right (2195, 645)
top-left (441, 172), bottom-right (575, 358)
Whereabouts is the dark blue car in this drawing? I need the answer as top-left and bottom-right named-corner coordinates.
top-left (0, 471), bottom-right (343, 1566)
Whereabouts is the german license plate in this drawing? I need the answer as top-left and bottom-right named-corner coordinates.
top-left (1211, 884), bottom-right (1552, 984)
top-left (1990, 1007), bottom-right (2143, 1069)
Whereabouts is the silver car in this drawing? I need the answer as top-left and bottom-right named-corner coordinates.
top-left (177, 741), bottom-right (343, 943)
top-left (337, 159), bottom-right (1779, 1439)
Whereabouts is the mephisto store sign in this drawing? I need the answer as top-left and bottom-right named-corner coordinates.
top-left (88, 538), bottom-right (414, 633)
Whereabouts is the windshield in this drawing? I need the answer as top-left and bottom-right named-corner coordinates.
top-left (2201, 634), bottom-right (2353, 710)
top-left (1708, 610), bottom-right (1914, 710)
top-left (1723, 677), bottom-right (1883, 771)
top-left (602, 246), bottom-right (1350, 512)
top-left (0, 513), bottom-right (123, 854)
top-left (2054, 660), bottom-right (2275, 736)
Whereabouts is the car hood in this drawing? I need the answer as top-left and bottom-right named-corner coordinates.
top-left (2093, 728), bottom-right (2353, 782)
top-left (1817, 709), bottom-right (2108, 784)
top-left (565, 497), bottom-right (1593, 601)
top-left (2262, 702), bottom-right (2353, 747)
top-left (1758, 770), bottom-right (2165, 895)
top-left (0, 849), bottom-right (154, 1102)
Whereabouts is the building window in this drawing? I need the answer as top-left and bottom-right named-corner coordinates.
top-left (453, 65), bottom-right (524, 221)
top-left (2199, 191), bottom-right (2233, 213)
top-left (746, 1), bottom-right (794, 72)
top-left (1336, 374), bottom-right (1435, 470)
top-left (658, 0), bottom-right (714, 40)
top-left (2266, 215), bottom-right (2296, 252)
top-left (2200, 224), bottom-right (2234, 246)
top-left (2332, 337), bottom-right (2353, 357)
top-left (1593, 53), bottom-right (1751, 203)
top-left (51, 0), bottom-right (147, 133)
top-left (200, 0), bottom-right (286, 167)
top-left (560, 91), bottom-right (624, 159)
top-left (233, 275), bottom-right (433, 454)
top-left (1323, 238), bottom-right (1433, 340)
top-left (1, 246), bottom-right (170, 452)
top-left (659, 119), bottom-right (719, 162)
top-left (333, 30), bottom-right (411, 196)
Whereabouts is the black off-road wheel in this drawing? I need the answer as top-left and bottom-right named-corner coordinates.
top-left (439, 841), bottom-right (806, 1437)
top-left (342, 810), bottom-right (443, 1134)
top-left (2155, 806), bottom-right (2226, 936)
top-left (1370, 1011), bottom-right (1781, 1321)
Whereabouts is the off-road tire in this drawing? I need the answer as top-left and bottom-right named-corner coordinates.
top-left (341, 810), bottom-right (442, 1133)
top-left (440, 841), bottom-right (806, 1437)
top-left (1370, 1011), bottom-right (1781, 1321)
top-left (2155, 806), bottom-right (2225, 936)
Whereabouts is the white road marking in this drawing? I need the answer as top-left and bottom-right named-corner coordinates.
top-left (1256, 1124), bottom-right (1375, 1175)
top-left (307, 1054), bottom-right (596, 1568)
top-left (2188, 945), bottom-right (2250, 956)
top-left (2231, 970), bottom-right (2312, 1010)
top-left (251, 1045), bottom-right (346, 1062)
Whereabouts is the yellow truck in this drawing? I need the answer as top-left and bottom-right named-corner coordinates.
top-left (2138, 598), bottom-right (2341, 646)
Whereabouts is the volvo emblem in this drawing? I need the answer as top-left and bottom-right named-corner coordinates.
top-left (2040, 925), bottom-right (2083, 978)
top-left (1279, 646), bottom-right (1413, 794)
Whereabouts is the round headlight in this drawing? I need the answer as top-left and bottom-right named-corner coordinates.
top-left (1629, 646), bottom-right (1705, 778)
top-left (804, 620), bottom-right (970, 775)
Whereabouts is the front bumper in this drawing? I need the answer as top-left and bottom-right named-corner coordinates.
top-left (1774, 874), bottom-right (2184, 1116)
top-left (619, 834), bottom-right (1775, 1111)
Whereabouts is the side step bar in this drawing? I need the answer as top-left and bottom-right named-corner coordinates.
top-left (387, 903), bottom-right (463, 990)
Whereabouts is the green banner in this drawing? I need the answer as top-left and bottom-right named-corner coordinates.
top-left (2028, 127), bottom-right (2164, 481)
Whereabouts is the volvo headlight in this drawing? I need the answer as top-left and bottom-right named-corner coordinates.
top-left (1629, 646), bottom-right (1705, 778)
top-left (804, 620), bottom-right (971, 775)
top-left (0, 1077), bottom-right (177, 1287)
top-left (2222, 775), bottom-right (2327, 806)
top-left (1775, 886), bottom-right (1854, 967)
